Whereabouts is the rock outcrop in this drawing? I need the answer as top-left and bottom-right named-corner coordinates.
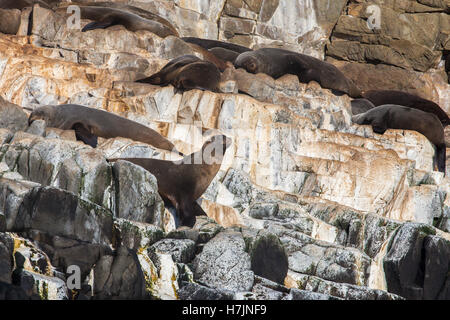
top-left (0, 0), bottom-right (448, 300)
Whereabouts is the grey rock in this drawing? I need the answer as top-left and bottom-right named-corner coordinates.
top-left (193, 230), bottom-right (254, 292)
top-left (114, 219), bottom-right (165, 251)
top-left (12, 269), bottom-right (68, 300)
top-left (251, 284), bottom-right (285, 300)
top-left (166, 227), bottom-right (200, 243)
top-left (112, 160), bottom-right (165, 226)
top-left (0, 178), bottom-right (40, 231)
top-left (286, 288), bottom-right (338, 300)
top-left (178, 281), bottom-right (234, 300)
top-left (0, 281), bottom-right (36, 300)
top-left (93, 246), bottom-right (147, 299)
top-left (26, 119), bottom-right (46, 137)
top-left (0, 233), bottom-right (13, 284)
top-left (383, 223), bottom-right (431, 299)
top-left (0, 97), bottom-right (28, 133)
top-left (422, 235), bottom-right (450, 300)
top-left (0, 213), bottom-right (5, 232)
top-left (246, 230), bottom-right (289, 284)
top-left (150, 238), bottom-right (196, 264)
top-left (193, 216), bottom-right (224, 244)
top-left (18, 187), bottom-right (114, 246)
top-left (292, 272), bottom-right (403, 300)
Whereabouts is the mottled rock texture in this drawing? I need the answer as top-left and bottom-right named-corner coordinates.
top-left (0, 0), bottom-right (448, 300)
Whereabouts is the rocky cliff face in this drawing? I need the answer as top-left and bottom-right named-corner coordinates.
top-left (0, 0), bottom-right (449, 300)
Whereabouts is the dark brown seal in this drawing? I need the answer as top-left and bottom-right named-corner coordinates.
top-left (209, 47), bottom-right (240, 64)
top-left (352, 104), bottom-right (446, 174)
top-left (234, 48), bottom-right (362, 98)
top-left (59, 1), bottom-right (179, 36)
top-left (351, 98), bottom-right (376, 115)
top-left (181, 37), bottom-right (252, 54)
top-left (109, 134), bottom-right (232, 227)
top-left (28, 104), bottom-right (181, 154)
top-left (0, 8), bottom-right (21, 34)
top-left (79, 6), bottom-right (177, 38)
top-left (0, 0), bottom-right (51, 9)
top-left (136, 55), bottom-right (221, 92)
top-left (362, 90), bottom-right (450, 126)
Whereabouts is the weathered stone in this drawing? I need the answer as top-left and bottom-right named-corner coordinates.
top-left (12, 269), bottom-right (68, 300)
top-left (0, 233), bottom-right (13, 284)
top-left (382, 223), bottom-right (450, 300)
top-left (0, 97), bottom-right (28, 133)
top-left (93, 246), bottom-right (147, 299)
top-left (178, 281), bottom-right (234, 300)
top-left (150, 238), bottom-right (196, 264)
top-left (192, 230), bottom-right (254, 292)
top-left (112, 160), bottom-right (165, 227)
top-left (244, 230), bottom-right (288, 284)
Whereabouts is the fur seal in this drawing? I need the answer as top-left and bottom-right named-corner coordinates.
top-left (0, 0), bottom-right (51, 9)
top-left (208, 47), bottom-right (240, 64)
top-left (0, 8), bottom-right (21, 34)
top-left (352, 104), bottom-right (446, 174)
top-left (79, 6), bottom-right (177, 38)
top-left (362, 90), bottom-right (450, 126)
top-left (28, 104), bottom-right (181, 154)
top-left (136, 55), bottom-right (221, 92)
top-left (181, 37), bottom-right (252, 54)
top-left (59, 1), bottom-right (179, 36)
top-left (109, 134), bottom-right (232, 227)
top-left (234, 48), bottom-right (362, 98)
top-left (351, 98), bottom-right (376, 115)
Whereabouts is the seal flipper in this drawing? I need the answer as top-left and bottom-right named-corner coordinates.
top-left (193, 200), bottom-right (207, 217)
top-left (73, 123), bottom-right (98, 148)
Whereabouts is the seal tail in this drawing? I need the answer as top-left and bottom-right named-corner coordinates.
top-left (436, 144), bottom-right (446, 175)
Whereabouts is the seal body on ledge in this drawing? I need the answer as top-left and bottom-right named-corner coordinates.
top-left (80, 6), bottom-right (177, 38)
top-left (109, 134), bottom-right (232, 227)
top-left (362, 90), bottom-right (450, 126)
top-left (136, 55), bottom-right (221, 92)
top-left (181, 37), bottom-right (252, 54)
top-left (234, 48), bottom-right (362, 98)
top-left (28, 104), bottom-right (181, 155)
top-left (352, 104), bottom-right (446, 174)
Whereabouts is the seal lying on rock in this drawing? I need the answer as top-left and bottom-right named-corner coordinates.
top-left (0, 0), bottom-right (51, 9)
top-left (208, 47), bottom-right (240, 64)
top-left (0, 8), bottom-right (21, 34)
top-left (109, 134), bottom-right (232, 227)
top-left (362, 90), bottom-right (450, 126)
top-left (136, 55), bottom-right (221, 92)
top-left (234, 48), bottom-right (362, 98)
top-left (181, 37), bottom-right (252, 54)
top-left (352, 104), bottom-right (446, 174)
top-left (80, 6), bottom-right (177, 38)
top-left (351, 98), bottom-right (376, 115)
top-left (28, 104), bottom-right (181, 154)
top-left (60, 1), bottom-right (179, 36)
